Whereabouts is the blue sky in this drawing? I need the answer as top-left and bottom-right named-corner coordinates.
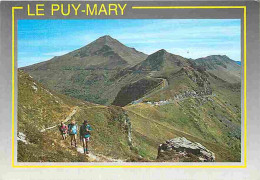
top-left (18, 19), bottom-right (241, 67)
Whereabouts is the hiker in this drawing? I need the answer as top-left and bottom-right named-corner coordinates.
top-left (80, 120), bottom-right (92, 154)
top-left (59, 122), bottom-right (68, 140)
top-left (68, 120), bottom-right (78, 147)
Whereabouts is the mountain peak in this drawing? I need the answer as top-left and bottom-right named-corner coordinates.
top-left (70, 35), bottom-right (120, 56)
top-left (196, 55), bottom-right (235, 63)
top-left (93, 35), bottom-right (118, 45)
top-left (135, 49), bottom-right (190, 71)
top-left (158, 49), bottom-right (167, 53)
top-left (147, 49), bottom-right (169, 59)
top-left (154, 49), bottom-right (168, 55)
top-left (63, 35), bottom-right (147, 67)
top-left (97, 35), bottom-right (114, 41)
top-left (101, 35), bottom-right (112, 38)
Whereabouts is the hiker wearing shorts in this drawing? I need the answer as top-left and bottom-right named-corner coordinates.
top-left (68, 120), bottom-right (78, 147)
top-left (80, 120), bottom-right (92, 154)
top-left (59, 122), bottom-right (68, 140)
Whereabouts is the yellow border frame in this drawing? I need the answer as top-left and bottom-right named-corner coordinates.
top-left (12, 5), bottom-right (247, 168)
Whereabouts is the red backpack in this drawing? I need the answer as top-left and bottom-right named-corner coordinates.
top-left (60, 125), bottom-right (68, 133)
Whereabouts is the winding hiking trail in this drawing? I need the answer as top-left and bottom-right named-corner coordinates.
top-left (75, 145), bottom-right (124, 162)
top-left (40, 106), bottom-right (79, 132)
top-left (40, 104), bottom-right (124, 162)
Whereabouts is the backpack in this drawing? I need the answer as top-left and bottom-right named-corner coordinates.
top-left (60, 125), bottom-right (67, 133)
top-left (68, 124), bottom-right (77, 134)
top-left (86, 125), bottom-right (92, 135)
top-left (80, 125), bottom-right (85, 136)
top-left (81, 124), bottom-right (91, 136)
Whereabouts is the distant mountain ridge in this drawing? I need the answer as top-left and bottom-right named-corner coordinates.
top-left (194, 55), bottom-right (240, 70)
top-left (194, 55), bottom-right (241, 83)
top-left (21, 35), bottom-right (241, 105)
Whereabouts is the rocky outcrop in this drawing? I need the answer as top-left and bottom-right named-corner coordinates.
top-left (174, 89), bottom-right (212, 100)
top-left (157, 137), bottom-right (215, 162)
top-left (123, 111), bottom-right (132, 146)
top-left (143, 90), bottom-right (215, 106)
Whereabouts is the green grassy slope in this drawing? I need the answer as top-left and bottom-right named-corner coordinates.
top-left (18, 70), bottom-right (138, 162)
top-left (123, 68), bottom-right (241, 162)
top-left (120, 52), bottom-right (241, 162)
top-left (125, 97), bottom-right (240, 162)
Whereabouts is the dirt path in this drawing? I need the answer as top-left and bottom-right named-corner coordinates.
top-left (40, 106), bottom-right (79, 132)
top-left (76, 145), bottom-right (124, 162)
top-left (41, 104), bottom-right (110, 133)
top-left (42, 104), bottom-right (123, 162)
